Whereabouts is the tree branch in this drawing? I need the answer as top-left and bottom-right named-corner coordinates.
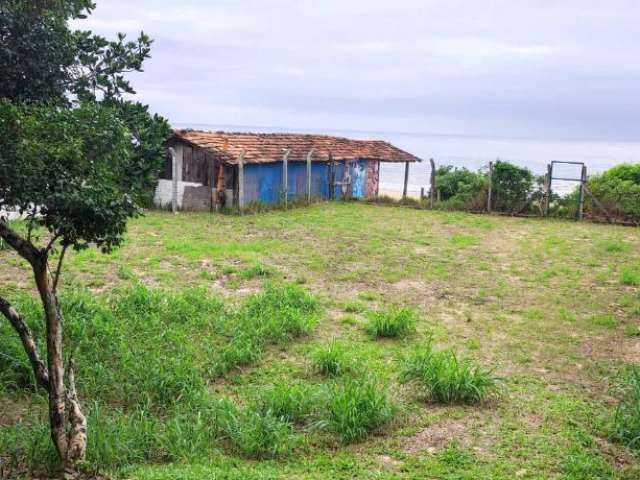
top-left (0, 220), bottom-right (40, 265)
top-left (0, 296), bottom-right (50, 391)
top-left (52, 244), bottom-right (69, 294)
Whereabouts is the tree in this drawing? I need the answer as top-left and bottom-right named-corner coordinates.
top-left (0, 1), bottom-right (170, 476)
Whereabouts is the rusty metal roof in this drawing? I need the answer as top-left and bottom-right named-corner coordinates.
top-left (171, 130), bottom-right (422, 165)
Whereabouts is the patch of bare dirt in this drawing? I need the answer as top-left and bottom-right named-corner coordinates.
top-left (402, 414), bottom-right (497, 456)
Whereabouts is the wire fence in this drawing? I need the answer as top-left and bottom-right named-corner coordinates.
top-left (376, 157), bottom-right (639, 226)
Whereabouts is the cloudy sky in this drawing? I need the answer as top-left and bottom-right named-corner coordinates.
top-left (73, 1), bottom-right (640, 141)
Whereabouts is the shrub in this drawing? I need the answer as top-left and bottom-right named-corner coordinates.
top-left (400, 342), bottom-right (501, 403)
top-left (491, 160), bottom-right (534, 212)
top-left (366, 307), bottom-right (417, 338)
top-left (252, 383), bottom-right (321, 424)
top-left (434, 166), bottom-right (487, 210)
top-left (310, 341), bottom-right (354, 377)
top-left (325, 378), bottom-right (395, 443)
top-left (588, 163), bottom-right (640, 221)
top-left (611, 365), bottom-right (640, 449)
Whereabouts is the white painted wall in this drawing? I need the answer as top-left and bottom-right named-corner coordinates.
top-left (154, 179), bottom-right (204, 209)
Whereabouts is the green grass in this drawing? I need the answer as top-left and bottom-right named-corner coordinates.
top-left (2, 203), bottom-right (640, 479)
top-left (325, 378), bottom-right (395, 443)
top-left (365, 307), bottom-right (417, 338)
top-left (621, 265), bottom-right (640, 286)
top-left (221, 404), bottom-right (295, 459)
top-left (400, 342), bottom-right (501, 404)
top-left (612, 365), bottom-right (640, 449)
top-left (310, 341), bottom-right (355, 377)
top-left (252, 383), bottom-right (322, 424)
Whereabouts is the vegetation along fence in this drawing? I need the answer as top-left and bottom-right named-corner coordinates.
top-left (384, 159), bottom-right (640, 226)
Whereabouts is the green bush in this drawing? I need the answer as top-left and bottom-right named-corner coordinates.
top-left (491, 160), bottom-right (534, 212)
top-left (611, 365), bottom-right (640, 449)
top-left (310, 341), bottom-right (354, 377)
top-left (588, 163), bottom-right (640, 220)
top-left (400, 342), bottom-right (501, 404)
top-left (365, 307), bottom-right (417, 338)
top-left (325, 378), bottom-right (395, 443)
top-left (434, 165), bottom-right (487, 210)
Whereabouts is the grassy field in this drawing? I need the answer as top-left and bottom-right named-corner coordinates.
top-left (1, 202), bottom-right (640, 479)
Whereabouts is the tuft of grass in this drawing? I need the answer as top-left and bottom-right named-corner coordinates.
top-left (221, 404), bottom-right (294, 459)
top-left (590, 314), bottom-right (617, 328)
top-left (621, 266), bottom-right (640, 286)
top-left (239, 263), bottom-right (274, 280)
top-left (310, 341), bottom-right (354, 377)
top-left (611, 365), bottom-right (640, 449)
top-left (624, 323), bottom-right (640, 337)
top-left (342, 300), bottom-right (365, 313)
top-left (598, 239), bottom-right (630, 254)
top-left (252, 383), bottom-right (321, 425)
top-left (325, 378), bottom-right (395, 443)
top-left (450, 233), bottom-right (479, 248)
top-left (365, 307), bottom-right (416, 338)
top-left (400, 342), bottom-right (501, 404)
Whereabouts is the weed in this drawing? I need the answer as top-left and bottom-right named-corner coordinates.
top-left (240, 263), bottom-right (274, 280)
top-left (357, 291), bottom-right (377, 301)
top-left (325, 378), bottom-right (395, 443)
top-left (221, 404), bottom-right (294, 458)
top-left (624, 323), bottom-right (640, 337)
top-left (598, 239), bottom-right (630, 254)
top-left (365, 307), bottom-right (416, 338)
top-left (621, 266), bottom-right (640, 286)
top-left (590, 314), bottom-right (617, 328)
top-left (611, 365), bottom-right (640, 449)
top-left (252, 383), bottom-right (322, 424)
top-left (342, 300), bottom-right (364, 313)
top-left (400, 342), bottom-right (501, 404)
top-left (310, 341), bottom-right (354, 377)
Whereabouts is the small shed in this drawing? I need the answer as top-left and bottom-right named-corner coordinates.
top-left (154, 130), bottom-right (421, 210)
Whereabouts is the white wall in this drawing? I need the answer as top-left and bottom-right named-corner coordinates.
top-left (154, 179), bottom-right (204, 209)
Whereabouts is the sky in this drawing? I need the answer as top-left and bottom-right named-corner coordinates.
top-left (72, 0), bottom-right (640, 142)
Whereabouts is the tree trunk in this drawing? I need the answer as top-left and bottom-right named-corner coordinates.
top-left (32, 257), bottom-right (87, 477)
top-left (33, 259), bottom-right (69, 462)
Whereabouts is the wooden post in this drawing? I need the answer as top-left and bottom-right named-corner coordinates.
top-left (238, 149), bottom-right (245, 214)
top-left (282, 149), bottom-right (291, 208)
top-left (578, 164), bottom-right (587, 221)
top-left (328, 153), bottom-right (335, 200)
top-left (544, 163), bottom-right (553, 216)
top-left (429, 158), bottom-right (436, 208)
top-left (306, 149), bottom-right (314, 205)
top-left (169, 147), bottom-right (178, 213)
top-left (420, 187), bottom-right (425, 200)
top-left (403, 161), bottom-right (410, 199)
top-left (487, 161), bottom-right (493, 213)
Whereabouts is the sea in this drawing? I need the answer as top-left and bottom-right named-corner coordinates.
top-left (177, 123), bottom-right (640, 197)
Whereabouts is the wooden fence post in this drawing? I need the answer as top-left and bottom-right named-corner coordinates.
top-left (544, 163), bottom-right (553, 217)
top-left (487, 161), bottom-right (493, 213)
top-left (429, 158), bottom-right (436, 208)
top-left (169, 146), bottom-right (178, 214)
top-left (578, 164), bottom-right (587, 220)
top-left (403, 161), bottom-right (410, 199)
top-left (306, 149), bottom-right (314, 205)
top-left (328, 153), bottom-right (335, 200)
top-left (238, 149), bottom-right (245, 214)
top-left (282, 149), bottom-right (291, 208)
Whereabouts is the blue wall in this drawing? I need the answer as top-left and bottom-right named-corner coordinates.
top-left (243, 160), bottom-right (368, 205)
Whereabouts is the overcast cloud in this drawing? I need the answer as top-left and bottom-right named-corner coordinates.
top-left (73, 0), bottom-right (640, 141)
